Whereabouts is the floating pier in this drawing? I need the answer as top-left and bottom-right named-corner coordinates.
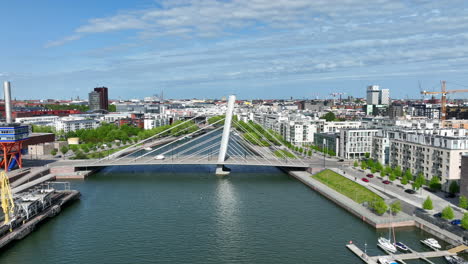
top-left (346, 242), bottom-right (466, 264)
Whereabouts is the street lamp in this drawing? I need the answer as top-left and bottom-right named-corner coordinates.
top-left (323, 138), bottom-right (326, 168)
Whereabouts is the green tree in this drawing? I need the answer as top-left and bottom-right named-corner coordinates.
top-left (393, 166), bottom-right (402, 177)
top-left (404, 169), bottom-right (412, 181)
top-left (353, 161), bottom-right (358, 167)
top-left (50, 148), bottom-right (58, 156)
top-left (320, 112), bottom-right (337, 122)
top-left (60, 146), bottom-right (69, 156)
top-left (462, 213), bottom-right (468, 230)
top-left (375, 162), bottom-right (383, 172)
top-left (82, 146), bottom-right (90, 153)
top-left (413, 173), bottom-right (426, 190)
top-left (441, 206), bottom-right (455, 220)
top-left (383, 166), bottom-right (392, 177)
top-left (390, 201), bottom-right (402, 215)
top-left (365, 152), bottom-right (370, 159)
top-left (371, 199), bottom-right (388, 215)
top-left (401, 176), bottom-right (408, 185)
top-left (423, 196), bottom-right (433, 210)
top-left (360, 160), bottom-right (367, 170)
top-left (459, 196), bottom-right (468, 209)
top-left (449, 181), bottom-right (460, 194)
top-left (371, 167), bottom-right (377, 173)
top-left (389, 172), bottom-right (397, 181)
top-left (108, 104), bottom-right (117, 112)
top-left (429, 176), bottom-right (442, 191)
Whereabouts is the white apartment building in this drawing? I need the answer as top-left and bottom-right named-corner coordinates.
top-left (144, 115), bottom-right (172, 130)
top-left (16, 116), bottom-right (59, 126)
top-left (101, 113), bottom-right (131, 123)
top-left (281, 121), bottom-right (317, 145)
top-left (321, 121), bottom-right (361, 133)
top-left (339, 128), bottom-right (378, 159)
top-left (373, 128), bottom-right (468, 187)
top-left (55, 118), bottom-right (100, 133)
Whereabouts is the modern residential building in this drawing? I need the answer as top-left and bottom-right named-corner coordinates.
top-left (320, 121), bottom-right (361, 133)
top-left (55, 117), bottom-right (100, 133)
top-left (379, 89), bottom-right (390, 105)
top-left (88, 91), bottom-right (101, 111)
top-left (367, 85), bottom-right (380, 105)
top-left (281, 121), bottom-right (317, 145)
top-left (373, 128), bottom-right (468, 189)
top-left (339, 128), bottom-right (378, 160)
top-left (144, 115), bottom-right (172, 130)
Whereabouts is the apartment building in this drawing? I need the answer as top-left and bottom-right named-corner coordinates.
top-left (55, 118), bottom-right (100, 133)
top-left (373, 128), bottom-right (468, 187)
top-left (320, 121), bottom-right (361, 133)
top-left (339, 128), bottom-right (378, 159)
top-left (281, 121), bottom-right (317, 145)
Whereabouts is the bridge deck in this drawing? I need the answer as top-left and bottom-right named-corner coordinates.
top-left (53, 155), bottom-right (347, 169)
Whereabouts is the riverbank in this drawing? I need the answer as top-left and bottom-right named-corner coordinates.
top-left (285, 168), bottom-right (466, 246)
top-left (287, 169), bottom-right (414, 229)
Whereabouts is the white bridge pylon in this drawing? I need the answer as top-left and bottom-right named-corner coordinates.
top-left (215, 95), bottom-right (236, 176)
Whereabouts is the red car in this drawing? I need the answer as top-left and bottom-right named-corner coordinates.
top-left (366, 174), bottom-right (374, 178)
top-left (361, 178), bottom-right (369, 182)
top-left (382, 180), bottom-right (391, 184)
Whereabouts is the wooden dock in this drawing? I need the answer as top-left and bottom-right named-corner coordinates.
top-left (347, 242), bottom-right (459, 264)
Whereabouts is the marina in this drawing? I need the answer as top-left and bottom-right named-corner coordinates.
top-left (347, 241), bottom-right (468, 264)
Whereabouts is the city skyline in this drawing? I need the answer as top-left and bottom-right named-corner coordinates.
top-left (2, 1), bottom-right (468, 99)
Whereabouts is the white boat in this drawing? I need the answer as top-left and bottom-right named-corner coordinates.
top-left (445, 255), bottom-right (468, 264)
top-left (421, 238), bottom-right (441, 249)
top-left (378, 237), bottom-right (397, 253)
top-left (144, 147), bottom-right (152, 151)
top-left (378, 257), bottom-right (399, 264)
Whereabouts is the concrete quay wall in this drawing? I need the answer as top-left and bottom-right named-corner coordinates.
top-left (286, 169), bottom-right (415, 229)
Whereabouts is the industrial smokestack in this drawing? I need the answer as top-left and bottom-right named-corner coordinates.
top-left (3, 81), bottom-right (12, 123)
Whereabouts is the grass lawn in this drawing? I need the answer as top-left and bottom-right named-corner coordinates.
top-left (273, 149), bottom-right (296, 159)
top-left (312, 169), bottom-right (383, 204)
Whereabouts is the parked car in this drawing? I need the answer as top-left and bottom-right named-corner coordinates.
top-left (382, 180), bottom-right (391, 185)
top-left (404, 189), bottom-right (416, 194)
top-left (433, 212), bottom-right (442, 218)
top-left (451, 219), bottom-right (461, 225)
top-left (338, 159), bottom-right (345, 162)
top-left (445, 193), bottom-right (456, 198)
top-left (361, 178), bottom-right (369, 182)
top-left (154, 155), bottom-right (165, 160)
top-left (366, 174), bottom-right (374, 178)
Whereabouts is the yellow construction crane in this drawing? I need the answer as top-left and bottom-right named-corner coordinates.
top-left (421, 80), bottom-right (468, 121)
top-left (0, 171), bottom-right (15, 225)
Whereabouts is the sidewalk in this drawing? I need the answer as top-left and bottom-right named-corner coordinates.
top-left (339, 166), bottom-right (466, 220)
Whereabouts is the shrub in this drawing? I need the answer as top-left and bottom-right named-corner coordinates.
top-left (441, 206), bottom-right (454, 220)
top-left (50, 148), bottom-right (58, 156)
top-left (429, 176), bottom-right (442, 191)
top-left (390, 201), bottom-right (402, 215)
top-left (423, 196), bottom-right (433, 210)
top-left (460, 196), bottom-right (468, 209)
top-left (371, 200), bottom-right (388, 215)
top-left (462, 213), bottom-right (468, 230)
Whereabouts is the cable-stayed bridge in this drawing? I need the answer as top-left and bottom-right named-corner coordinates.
top-left (62, 95), bottom-right (346, 175)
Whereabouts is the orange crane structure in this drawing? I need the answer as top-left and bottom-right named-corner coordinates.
top-left (421, 80), bottom-right (468, 121)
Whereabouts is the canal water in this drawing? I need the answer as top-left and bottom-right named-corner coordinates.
top-left (0, 166), bottom-right (457, 263)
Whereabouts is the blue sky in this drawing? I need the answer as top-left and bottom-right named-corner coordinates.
top-left (2, 0), bottom-right (468, 100)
